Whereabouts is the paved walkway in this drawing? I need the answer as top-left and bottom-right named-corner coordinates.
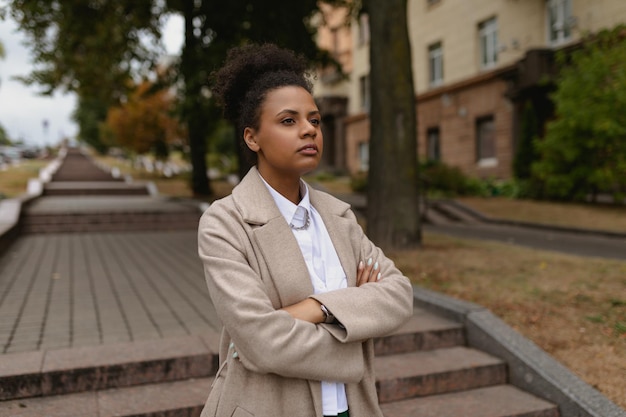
top-left (0, 230), bottom-right (219, 354)
top-left (0, 150), bottom-right (215, 355)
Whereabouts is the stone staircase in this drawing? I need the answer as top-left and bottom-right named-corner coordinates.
top-left (422, 199), bottom-right (484, 226)
top-left (19, 148), bottom-right (202, 234)
top-left (0, 308), bottom-right (559, 416)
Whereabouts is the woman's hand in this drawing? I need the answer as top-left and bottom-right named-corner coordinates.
top-left (281, 298), bottom-right (325, 323)
top-left (356, 258), bottom-right (380, 287)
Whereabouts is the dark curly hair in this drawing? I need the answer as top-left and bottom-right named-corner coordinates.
top-left (212, 43), bottom-right (313, 163)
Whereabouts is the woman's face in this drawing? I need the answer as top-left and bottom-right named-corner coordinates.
top-left (244, 85), bottom-right (323, 183)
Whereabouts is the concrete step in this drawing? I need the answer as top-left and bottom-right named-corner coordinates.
top-left (375, 346), bottom-right (507, 403)
top-left (0, 307), bottom-right (561, 417)
top-left (374, 308), bottom-right (464, 355)
top-left (0, 309), bottom-right (463, 401)
top-left (430, 200), bottom-right (482, 224)
top-left (50, 150), bottom-right (119, 183)
top-left (422, 204), bottom-right (455, 225)
top-left (0, 381), bottom-right (560, 417)
top-left (0, 377), bottom-right (212, 417)
top-left (20, 196), bottom-right (203, 233)
top-left (0, 335), bottom-right (219, 401)
top-left (20, 212), bottom-right (201, 233)
top-left (44, 182), bottom-right (149, 196)
top-left (380, 384), bottom-right (560, 417)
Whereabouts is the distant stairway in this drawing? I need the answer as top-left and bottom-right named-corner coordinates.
top-left (422, 199), bottom-right (486, 226)
top-left (0, 308), bottom-right (559, 417)
top-left (20, 148), bottom-right (202, 233)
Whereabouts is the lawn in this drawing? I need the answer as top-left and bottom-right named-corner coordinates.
top-left (2, 160), bottom-right (624, 408)
top-left (0, 159), bottom-right (50, 198)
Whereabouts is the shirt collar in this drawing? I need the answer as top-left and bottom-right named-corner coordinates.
top-left (259, 176), bottom-right (311, 226)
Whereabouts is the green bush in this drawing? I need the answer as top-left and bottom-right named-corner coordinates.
top-left (531, 24), bottom-right (626, 202)
top-left (350, 171), bottom-right (368, 193)
top-left (421, 161), bottom-right (474, 196)
top-left (351, 161), bottom-right (533, 200)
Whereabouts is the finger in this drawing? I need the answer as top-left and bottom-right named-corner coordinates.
top-left (368, 261), bottom-right (379, 283)
top-left (356, 260), bottom-right (365, 286)
top-left (359, 258), bottom-right (374, 286)
top-left (357, 258), bottom-right (371, 286)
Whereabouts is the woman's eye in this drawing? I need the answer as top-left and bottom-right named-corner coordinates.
top-left (310, 118), bottom-right (321, 126)
top-left (281, 118), bottom-right (295, 125)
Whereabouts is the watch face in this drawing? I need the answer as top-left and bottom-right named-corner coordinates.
top-left (321, 305), bottom-right (335, 324)
top-left (321, 305), bottom-right (332, 323)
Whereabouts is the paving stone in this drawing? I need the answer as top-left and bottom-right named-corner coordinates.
top-left (0, 391), bottom-right (98, 416)
top-left (97, 377), bottom-right (211, 417)
top-left (380, 385), bottom-right (559, 417)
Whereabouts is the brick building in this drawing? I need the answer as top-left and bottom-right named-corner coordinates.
top-left (313, 0), bottom-right (626, 178)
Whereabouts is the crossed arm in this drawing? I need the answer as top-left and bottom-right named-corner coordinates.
top-left (281, 258), bottom-right (382, 323)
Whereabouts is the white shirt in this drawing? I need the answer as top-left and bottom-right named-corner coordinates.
top-left (261, 177), bottom-right (349, 415)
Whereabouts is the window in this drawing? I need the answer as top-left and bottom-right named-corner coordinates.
top-left (547, 0), bottom-right (572, 46)
top-left (428, 42), bottom-right (444, 87)
top-left (330, 27), bottom-right (340, 57)
top-left (358, 13), bottom-right (370, 46)
top-left (476, 116), bottom-right (497, 166)
top-left (358, 141), bottom-right (369, 171)
top-left (426, 127), bottom-right (441, 161)
top-left (478, 17), bottom-right (498, 69)
top-left (359, 75), bottom-right (370, 112)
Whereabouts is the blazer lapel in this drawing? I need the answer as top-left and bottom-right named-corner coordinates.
top-left (233, 168), bottom-right (314, 307)
top-left (254, 220), bottom-right (314, 306)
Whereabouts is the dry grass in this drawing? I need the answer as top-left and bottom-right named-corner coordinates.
top-left (458, 196), bottom-right (626, 233)
top-left (390, 233), bottom-right (626, 409)
top-left (0, 159), bottom-right (50, 198)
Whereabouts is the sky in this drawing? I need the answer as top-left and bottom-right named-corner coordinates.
top-left (0, 6), bottom-right (184, 148)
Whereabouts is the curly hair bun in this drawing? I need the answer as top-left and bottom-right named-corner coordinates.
top-left (212, 43), bottom-right (312, 125)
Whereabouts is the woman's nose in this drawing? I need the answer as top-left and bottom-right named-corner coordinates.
top-left (301, 121), bottom-right (317, 138)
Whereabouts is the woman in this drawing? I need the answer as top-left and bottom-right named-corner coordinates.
top-left (198, 43), bottom-right (413, 417)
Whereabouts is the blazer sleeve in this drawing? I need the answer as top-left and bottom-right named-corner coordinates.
top-left (198, 200), bottom-right (365, 383)
top-left (310, 208), bottom-right (414, 343)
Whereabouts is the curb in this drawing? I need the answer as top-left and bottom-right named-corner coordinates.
top-left (413, 286), bottom-right (626, 417)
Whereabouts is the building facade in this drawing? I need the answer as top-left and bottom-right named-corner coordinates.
top-left (313, 0), bottom-right (626, 178)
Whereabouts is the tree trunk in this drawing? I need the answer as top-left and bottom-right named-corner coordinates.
top-left (364, 0), bottom-right (421, 250)
top-left (181, 1), bottom-right (211, 197)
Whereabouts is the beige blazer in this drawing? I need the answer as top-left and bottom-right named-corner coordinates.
top-left (197, 167), bottom-right (413, 417)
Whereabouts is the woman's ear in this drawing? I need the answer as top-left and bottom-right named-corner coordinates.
top-left (243, 127), bottom-right (260, 152)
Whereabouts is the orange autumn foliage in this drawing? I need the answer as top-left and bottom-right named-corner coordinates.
top-left (105, 81), bottom-right (183, 156)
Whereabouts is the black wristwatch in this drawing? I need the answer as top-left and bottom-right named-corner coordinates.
top-left (320, 304), bottom-right (335, 324)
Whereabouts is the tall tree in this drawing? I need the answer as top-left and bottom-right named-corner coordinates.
top-left (164, 0), bottom-right (335, 195)
top-left (362, 0), bottom-right (421, 250)
top-left (6, 0), bottom-right (160, 150)
top-left (8, 0), bottom-right (337, 196)
top-left (105, 80), bottom-right (182, 157)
